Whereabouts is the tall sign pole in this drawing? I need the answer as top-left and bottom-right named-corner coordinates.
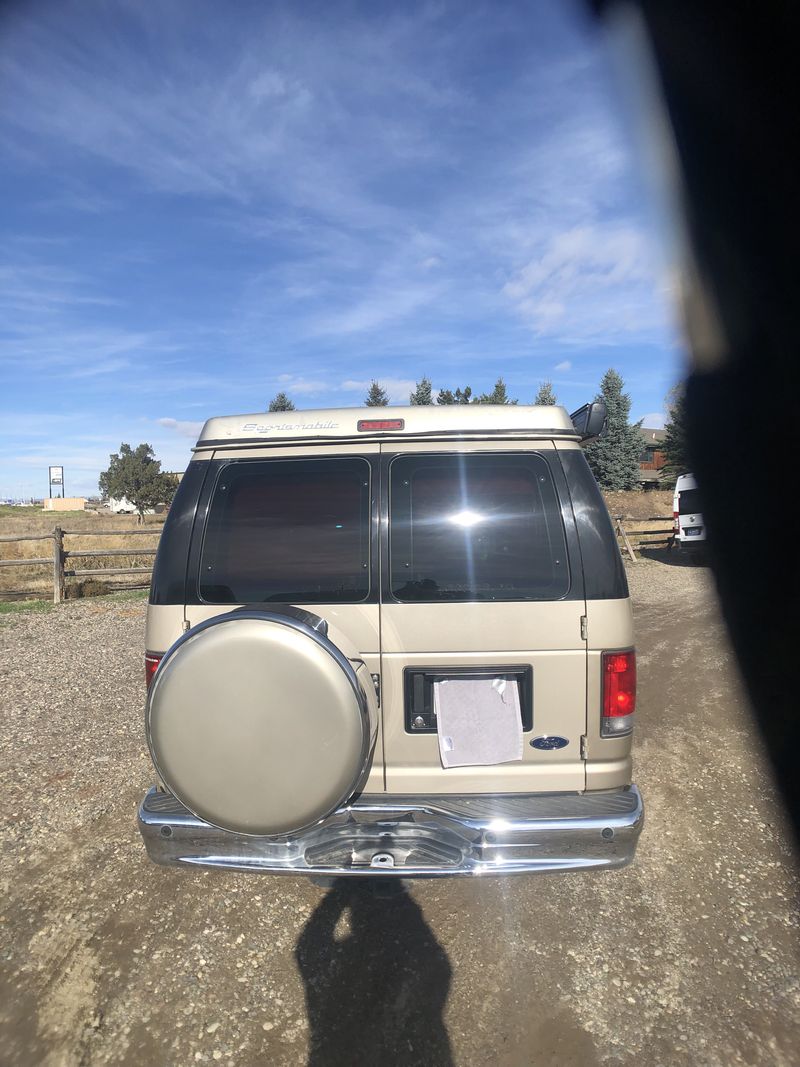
top-left (48, 466), bottom-right (64, 499)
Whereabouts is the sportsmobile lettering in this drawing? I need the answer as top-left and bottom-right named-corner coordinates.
top-left (238, 421), bottom-right (340, 434)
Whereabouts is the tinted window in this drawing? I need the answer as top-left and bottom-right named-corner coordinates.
top-left (199, 458), bottom-right (370, 603)
top-left (679, 488), bottom-right (702, 514)
top-left (389, 453), bottom-right (569, 602)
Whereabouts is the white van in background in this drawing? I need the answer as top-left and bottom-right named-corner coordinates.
top-left (673, 473), bottom-right (706, 549)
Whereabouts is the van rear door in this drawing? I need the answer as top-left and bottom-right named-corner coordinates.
top-left (180, 443), bottom-right (384, 792)
top-left (676, 478), bottom-right (705, 543)
top-left (379, 442), bottom-right (587, 794)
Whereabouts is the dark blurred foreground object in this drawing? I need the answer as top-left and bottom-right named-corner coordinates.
top-left (592, 2), bottom-right (799, 839)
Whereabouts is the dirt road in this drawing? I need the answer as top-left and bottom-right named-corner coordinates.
top-left (1, 557), bottom-right (798, 1066)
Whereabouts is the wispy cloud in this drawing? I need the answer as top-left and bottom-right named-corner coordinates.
top-left (502, 225), bottom-right (667, 343)
top-left (157, 417), bottom-right (205, 439)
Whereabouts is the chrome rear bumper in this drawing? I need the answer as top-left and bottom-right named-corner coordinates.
top-left (138, 785), bottom-right (643, 878)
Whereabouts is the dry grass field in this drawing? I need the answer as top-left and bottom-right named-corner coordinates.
top-left (0, 506), bottom-right (165, 600)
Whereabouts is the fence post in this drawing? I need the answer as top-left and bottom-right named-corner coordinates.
top-left (52, 527), bottom-right (64, 604)
top-left (615, 517), bottom-right (638, 563)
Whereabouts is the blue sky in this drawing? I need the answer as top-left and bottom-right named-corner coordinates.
top-left (0, 0), bottom-right (682, 499)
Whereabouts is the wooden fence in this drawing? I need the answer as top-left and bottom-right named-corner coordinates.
top-left (613, 515), bottom-right (675, 562)
top-left (2, 513), bottom-right (677, 601)
top-left (0, 526), bottom-right (161, 603)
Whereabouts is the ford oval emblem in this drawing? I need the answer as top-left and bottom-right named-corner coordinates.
top-left (530, 735), bottom-right (569, 751)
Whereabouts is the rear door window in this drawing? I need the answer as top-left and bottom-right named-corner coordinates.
top-left (389, 452), bottom-right (569, 602)
top-left (199, 458), bottom-right (370, 603)
top-left (678, 487), bottom-right (702, 514)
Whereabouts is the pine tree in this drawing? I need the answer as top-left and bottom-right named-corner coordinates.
top-left (437, 385), bottom-right (472, 405)
top-left (584, 369), bottom-right (642, 490)
top-left (409, 377), bottom-right (433, 405)
top-left (267, 392), bottom-right (296, 412)
top-left (662, 385), bottom-right (691, 475)
top-left (365, 380), bottom-right (389, 406)
top-left (534, 381), bottom-right (558, 406)
top-left (477, 378), bottom-right (518, 404)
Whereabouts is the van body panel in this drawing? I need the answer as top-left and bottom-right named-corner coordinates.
top-left (583, 598), bottom-right (635, 650)
top-left (585, 755), bottom-right (633, 791)
top-left (379, 600), bottom-right (584, 654)
top-left (145, 605), bottom-right (186, 656)
top-left (197, 404), bottom-right (578, 447)
top-left (381, 649), bottom-right (586, 792)
top-left (385, 759), bottom-right (586, 793)
top-left (181, 602), bottom-right (381, 657)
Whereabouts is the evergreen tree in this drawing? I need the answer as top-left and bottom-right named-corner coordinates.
top-left (662, 385), bottom-right (691, 475)
top-left (365, 380), bottom-right (389, 406)
top-left (267, 392), bottom-right (296, 412)
top-left (477, 378), bottom-right (518, 404)
top-left (437, 385), bottom-right (472, 405)
top-left (584, 369), bottom-right (642, 489)
top-left (534, 381), bottom-right (558, 405)
top-left (98, 443), bottom-right (177, 523)
top-left (409, 377), bottom-right (433, 405)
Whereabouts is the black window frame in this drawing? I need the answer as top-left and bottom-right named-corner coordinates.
top-left (196, 455), bottom-right (374, 606)
top-left (386, 450), bottom-right (573, 605)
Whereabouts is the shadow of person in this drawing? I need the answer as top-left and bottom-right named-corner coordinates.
top-left (296, 879), bottom-right (454, 1067)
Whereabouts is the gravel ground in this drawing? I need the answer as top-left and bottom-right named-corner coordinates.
top-left (1, 559), bottom-right (799, 1067)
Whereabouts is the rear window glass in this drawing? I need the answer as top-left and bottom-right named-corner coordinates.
top-left (199, 458), bottom-right (370, 603)
top-left (389, 453), bottom-right (569, 602)
top-left (678, 488), bottom-right (702, 515)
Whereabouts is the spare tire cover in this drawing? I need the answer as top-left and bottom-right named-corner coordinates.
top-left (147, 610), bottom-right (376, 836)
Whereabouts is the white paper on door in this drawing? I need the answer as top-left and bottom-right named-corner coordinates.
top-left (433, 677), bottom-right (523, 768)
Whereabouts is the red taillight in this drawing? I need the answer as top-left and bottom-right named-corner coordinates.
top-left (601, 650), bottom-right (636, 736)
top-left (357, 418), bottom-right (405, 432)
top-left (145, 652), bottom-right (162, 690)
top-left (673, 510), bottom-right (679, 532)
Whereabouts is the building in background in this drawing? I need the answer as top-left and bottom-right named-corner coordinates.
top-left (42, 497), bottom-right (86, 511)
top-left (638, 427), bottom-right (667, 488)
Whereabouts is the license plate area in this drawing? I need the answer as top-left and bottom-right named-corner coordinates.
top-left (403, 666), bottom-right (533, 734)
top-left (684, 527), bottom-right (701, 536)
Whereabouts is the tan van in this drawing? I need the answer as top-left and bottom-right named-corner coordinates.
top-left (138, 403), bottom-right (643, 877)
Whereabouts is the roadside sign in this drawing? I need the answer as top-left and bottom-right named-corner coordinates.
top-left (49, 466), bottom-right (64, 497)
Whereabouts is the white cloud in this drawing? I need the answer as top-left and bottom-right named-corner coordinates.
top-left (158, 418), bottom-right (205, 438)
top-left (639, 412), bottom-right (667, 430)
top-left (554, 360), bottom-right (572, 372)
top-left (272, 377), bottom-right (329, 396)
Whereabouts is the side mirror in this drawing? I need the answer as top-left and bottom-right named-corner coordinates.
top-left (570, 401), bottom-right (607, 440)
